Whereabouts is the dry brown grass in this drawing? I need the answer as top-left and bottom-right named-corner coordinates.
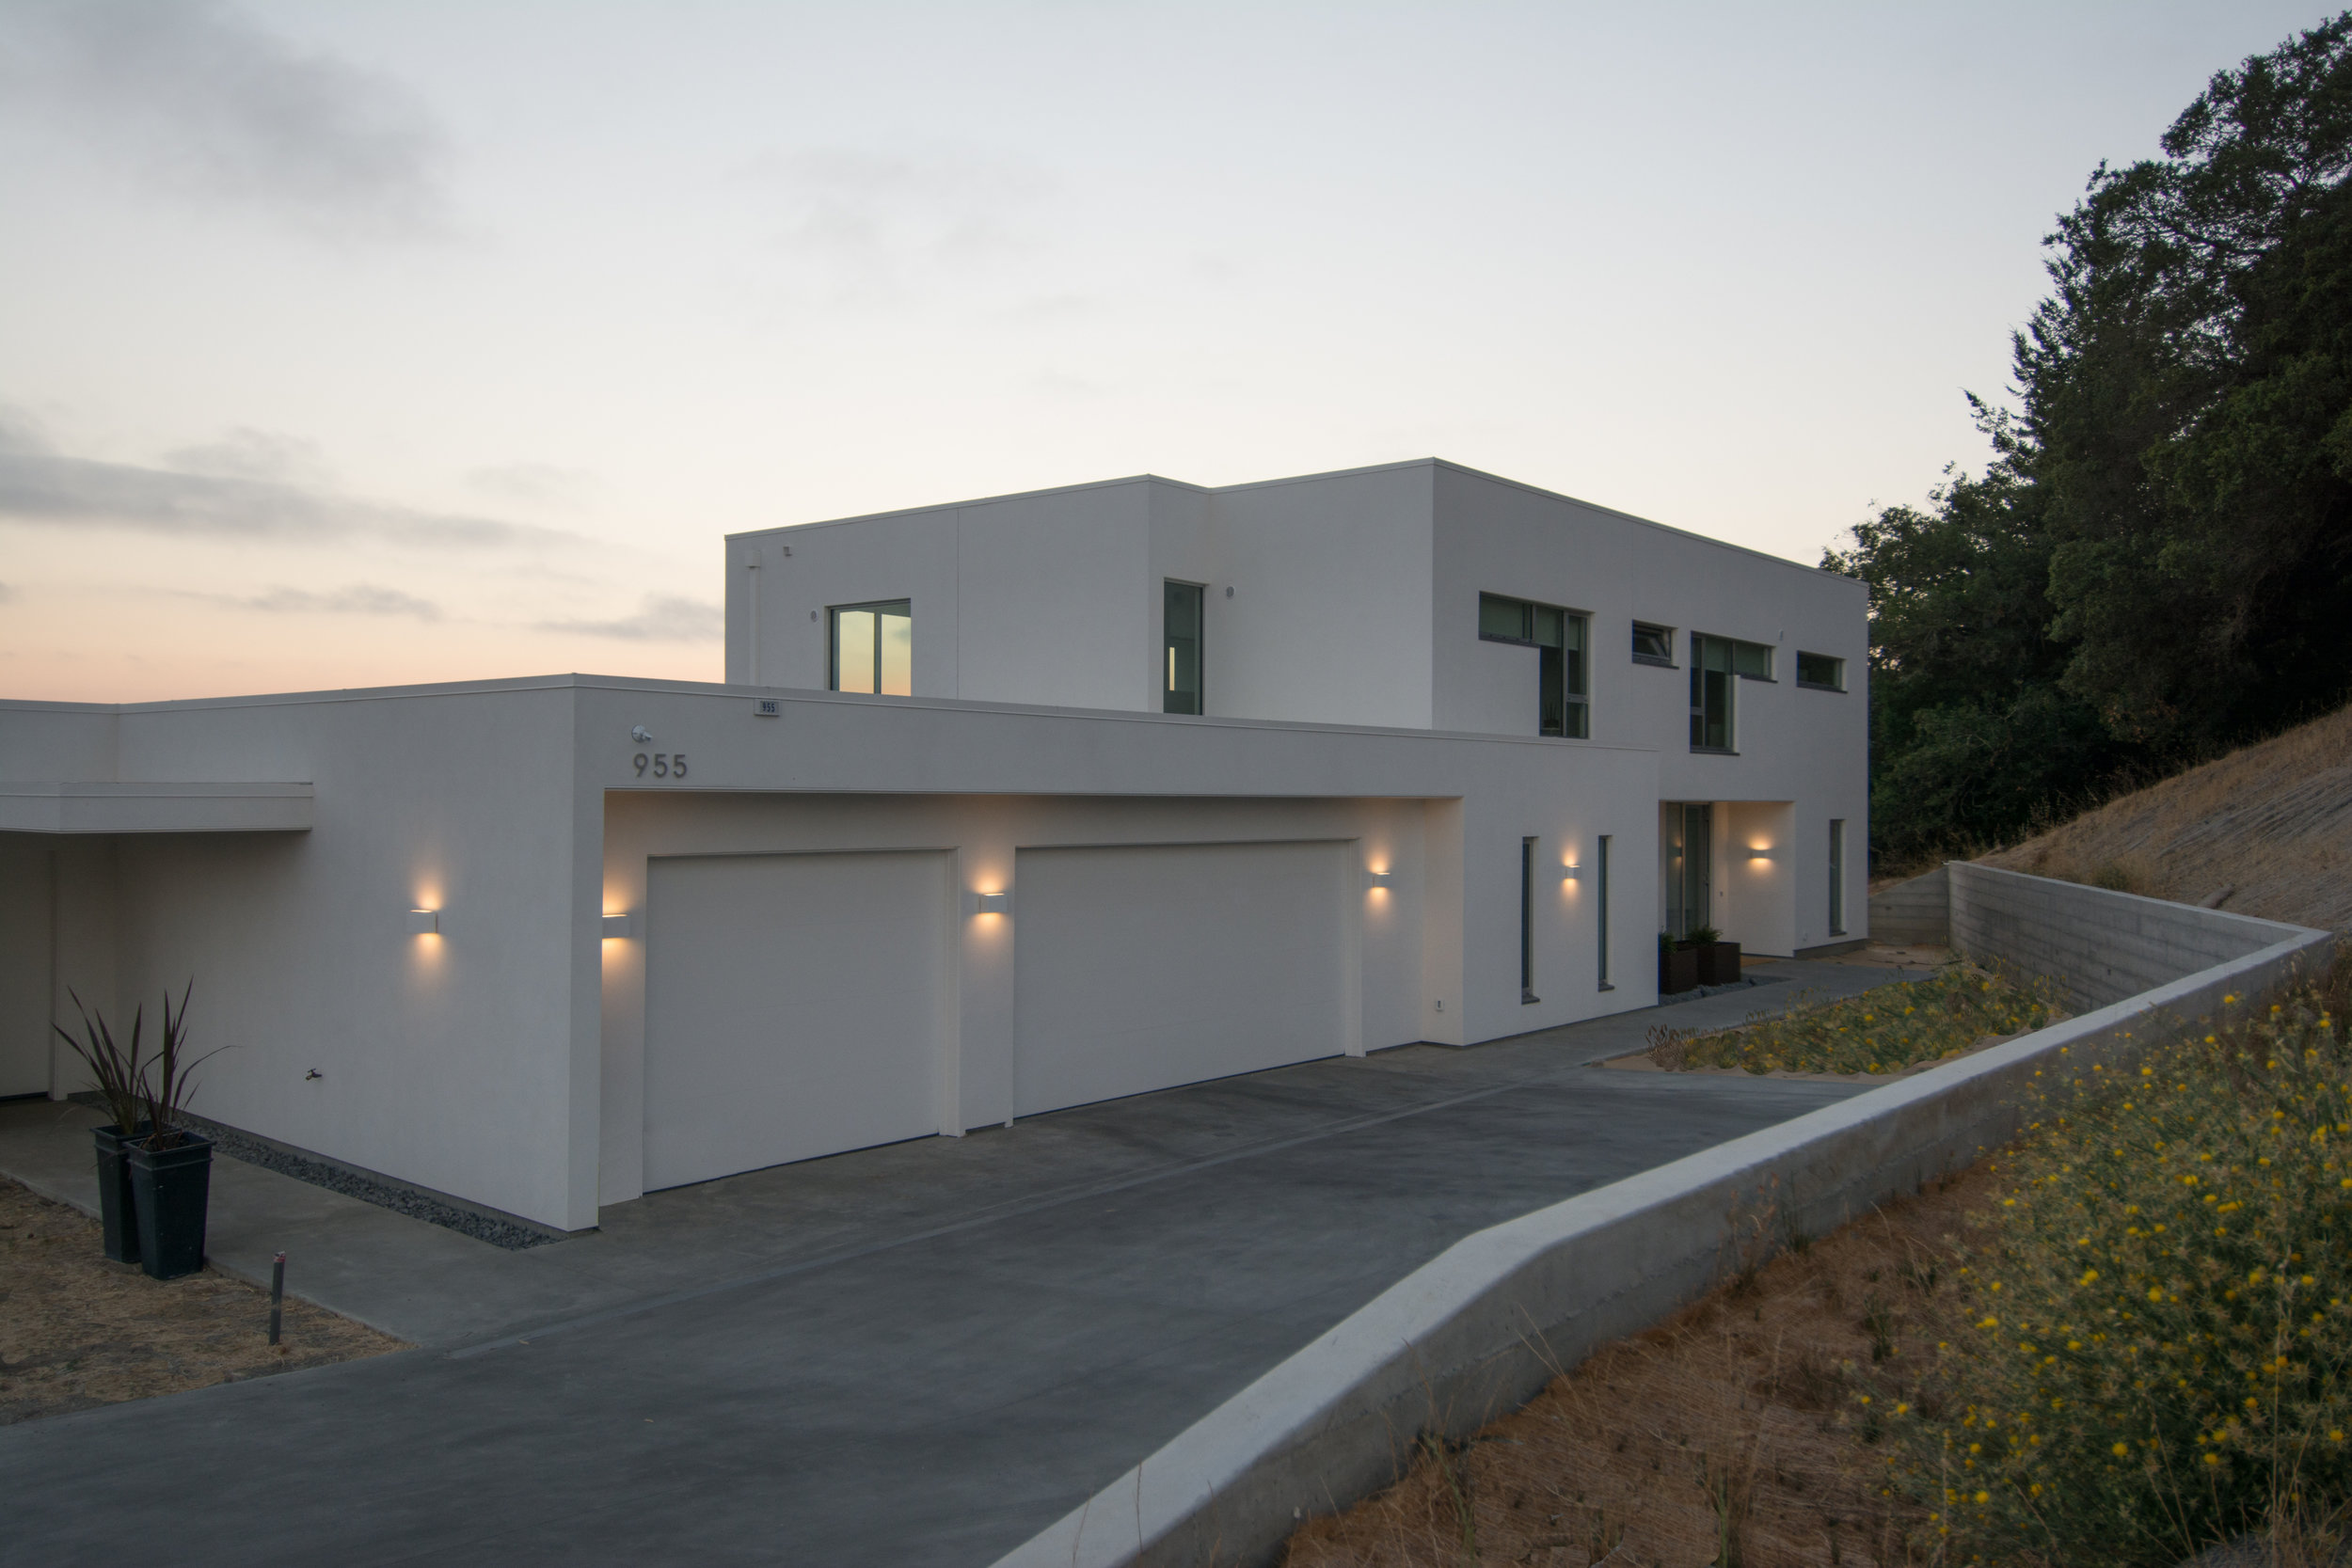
top-left (1979, 701), bottom-right (2352, 932)
top-left (0, 1175), bottom-right (404, 1425)
top-left (1281, 1168), bottom-right (1995, 1568)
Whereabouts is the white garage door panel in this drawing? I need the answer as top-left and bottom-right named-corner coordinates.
top-left (1015, 841), bottom-right (1347, 1117)
top-left (644, 851), bottom-right (946, 1191)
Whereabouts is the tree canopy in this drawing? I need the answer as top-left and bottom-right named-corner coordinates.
top-left (1834, 14), bottom-right (2352, 863)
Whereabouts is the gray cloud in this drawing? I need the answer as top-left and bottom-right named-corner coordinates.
top-left (0, 0), bottom-right (451, 236)
top-left (466, 462), bottom-right (595, 506)
top-left (750, 147), bottom-right (1049, 298)
top-left (224, 584), bottom-right (444, 621)
top-left (0, 413), bottom-right (570, 549)
top-left (164, 426), bottom-right (329, 483)
top-left (540, 594), bottom-right (722, 642)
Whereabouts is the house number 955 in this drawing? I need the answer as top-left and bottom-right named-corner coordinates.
top-left (633, 752), bottom-right (689, 779)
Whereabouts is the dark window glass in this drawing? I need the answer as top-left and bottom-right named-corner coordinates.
top-left (1479, 593), bottom-right (1533, 643)
top-left (1519, 836), bottom-right (1537, 1003)
top-left (1163, 581), bottom-right (1203, 714)
top-left (1732, 641), bottom-right (1772, 679)
top-left (1797, 651), bottom-right (1844, 690)
top-left (1597, 834), bottom-right (1612, 990)
top-left (1829, 818), bottom-right (1847, 934)
top-left (1631, 623), bottom-right (1673, 662)
top-left (1689, 635), bottom-right (1735, 750)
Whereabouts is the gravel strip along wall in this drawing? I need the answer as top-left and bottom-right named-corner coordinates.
top-left (994, 871), bottom-right (2332, 1568)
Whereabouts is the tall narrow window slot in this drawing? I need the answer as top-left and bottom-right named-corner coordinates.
top-left (1829, 818), bottom-right (1847, 936)
top-left (1597, 835), bottom-right (1613, 990)
top-left (1163, 580), bottom-right (1203, 715)
top-left (830, 600), bottom-right (912, 696)
top-left (1689, 636), bottom-right (1735, 751)
top-left (1520, 836), bottom-right (1538, 1004)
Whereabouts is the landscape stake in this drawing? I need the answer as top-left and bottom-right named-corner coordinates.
top-left (268, 1251), bottom-right (285, 1346)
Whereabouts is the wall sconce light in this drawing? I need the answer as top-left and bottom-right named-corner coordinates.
top-left (1746, 847), bottom-right (1775, 861)
top-left (405, 909), bottom-right (440, 935)
top-left (1561, 864), bottom-right (1582, 881)
top-left (1366, 869), bottom-right (1395, 887)
top-left (970, 891), bottom-right (1010, 915)
top-left (602, 912), bottom-right (638, 939)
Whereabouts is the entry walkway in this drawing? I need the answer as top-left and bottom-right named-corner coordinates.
top-left (0, 958), bottom-right (1919, 1567)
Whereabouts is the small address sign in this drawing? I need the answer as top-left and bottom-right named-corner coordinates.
top-left (632, 752), bottom-right (689, 779)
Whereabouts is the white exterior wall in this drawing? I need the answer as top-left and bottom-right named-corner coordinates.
top-left (1429, 466), bottom-right (1867, 955)
top-left (4, 676), bottom-right (1661, 1228)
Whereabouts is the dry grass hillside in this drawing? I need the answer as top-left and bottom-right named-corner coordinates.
top-left (1979, 699), bottom-right (2352, 932)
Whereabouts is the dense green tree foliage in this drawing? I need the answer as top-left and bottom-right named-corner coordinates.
top-left (1836, 15), bottom-right (2352, 863)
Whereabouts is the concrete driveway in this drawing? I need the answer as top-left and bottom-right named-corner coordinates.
top-left (0, 958), bottom-right (1914, 1566)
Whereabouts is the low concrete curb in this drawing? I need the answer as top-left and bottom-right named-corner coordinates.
top-left (994, 876), bottom-right (2332, 1568)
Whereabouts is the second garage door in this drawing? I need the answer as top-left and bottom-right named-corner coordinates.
top-left (643, 850), bottom-right (948, 1191)
top-left (1013, 840), bottom-right (1349, 1117)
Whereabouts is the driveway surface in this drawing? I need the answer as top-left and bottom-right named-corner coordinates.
top-left (0, 958), bottom-right (1917, 1566)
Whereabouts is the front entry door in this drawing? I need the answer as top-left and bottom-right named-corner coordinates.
top-left (1664, 802), bottom-right (1712, 939)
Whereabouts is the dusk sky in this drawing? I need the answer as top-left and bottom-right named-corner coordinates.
top-left (0, 1), bottom-right (2326, 703)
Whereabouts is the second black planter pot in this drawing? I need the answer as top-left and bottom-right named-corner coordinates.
top-left (89, 1121), bottom-right (151, 1265)
top-left (126, 1133), bottom-right (214, 1280)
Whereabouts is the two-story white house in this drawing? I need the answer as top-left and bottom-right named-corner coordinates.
top-left (0, 459), bottom-right (1866, 1236)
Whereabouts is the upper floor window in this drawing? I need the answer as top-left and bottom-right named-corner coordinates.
top-left (1479, 593), bottom-right (1588, 738)
top-left (831, 600), bottom-right (912, 695)
top-left (1631, 623), bottom-right (1675, 665)
top-left (1164, 580), bottom-right (1203, 715)
top-left (1796, 651), bottom-right (1845, 691)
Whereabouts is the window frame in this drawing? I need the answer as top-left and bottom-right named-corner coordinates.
top-left (1479, 592), bottom-right (1590, 738)
top-left (828, 598), bottom-right (913, 695)
top-left (1519, 835), bottom-right (1539, 1004)
top-left (1163, 579), bottom-right (1205, 715)
top-left (1630, 622), bottom-right (1676, 667)
top-left (1688, 634), bottom-right (1738, 752)
top-left (1796, 651), bottom-right (1846, 692)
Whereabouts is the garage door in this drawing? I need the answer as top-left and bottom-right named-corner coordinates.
top-left (1013, 840), bottom-right (1348, 1117)
top-left (643, 850), bottom-right (948, 1191)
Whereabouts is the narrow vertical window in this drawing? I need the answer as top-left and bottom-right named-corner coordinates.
top-left (1689, 635), bottom-right (1735, 751)
top-left (1481, 593), bottom-right (1587, 737)
top-left (1597, 834), bottom-right (1613, 990)
top-left (1164, 580), bottom-right (1203, 715)
top-left (1520, 836), bottom-right (1538, 1004)
top-left (830, 600), bottom-right (912, 695)
top-left (1829, 818), bottom-right (1847, 935)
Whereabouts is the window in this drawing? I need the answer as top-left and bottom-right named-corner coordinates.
top-left (1829, 818), bottom-right (1847, 935)
top-left (830, 600), bottom-right (912, 695)
top-left (1163, 581), bottom-right (1203, 714)
top-left (1479, 593), bottom-right (1589, 738)
top-left (1732, 641), bottom-right (1773, 679)
top-left (1631, 623), bottom-right (1674, 665)
top-left (1519, 836), bottom-right (1538, 1004)
top-left (1689, 636), bottom-right (1735, 751)
top-left (1797, 651), bottom-right (1845, 691)
top-left (1597, 834), bottom-right (1613, 990)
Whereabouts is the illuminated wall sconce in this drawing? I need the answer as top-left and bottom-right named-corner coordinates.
top-left (1746, 847), bottom-right (1776, 862)
top-left (1560, 864), bottom-right (1582, 881)
top-left (1366, 869), bottom-right (1395, 888)
top-left (969, 891), bottom-right (1011, 915)
top-left (405, 909), bottom-right (440, 935)
top-left (601, 912), bottom-right (638, 939)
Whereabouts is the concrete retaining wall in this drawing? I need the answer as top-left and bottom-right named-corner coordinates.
top-left (995, 874), bottom-right (2330, 1568)
top-left (1867, 864), bottom-right (1949, 945)
top-left (1949, 862), bottom-right (2290, 1010)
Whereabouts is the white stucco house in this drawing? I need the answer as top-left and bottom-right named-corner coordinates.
top-left (0, 459), bottom-right (1867, 1234)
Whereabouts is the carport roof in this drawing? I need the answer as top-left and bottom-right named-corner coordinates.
top-left (0, 781), bottom-right (313, 833)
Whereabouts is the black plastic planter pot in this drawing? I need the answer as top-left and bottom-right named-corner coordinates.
top-left (126, 1133), bottom-right (213, 1281)
top-left (89, 1121), bottom-right (152, 1265)
top-left (1697, 941), bottom-right (1742, 987)
top-left (1660, 946), bottom-right (1700, 994)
